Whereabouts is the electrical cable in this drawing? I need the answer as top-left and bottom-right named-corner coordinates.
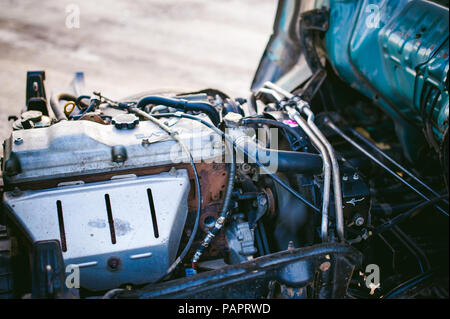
top-left (127, 107), bottom-right (203, 284)
top-left (374, 195), bottom-right (449, 235)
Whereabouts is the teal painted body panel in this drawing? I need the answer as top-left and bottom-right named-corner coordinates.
top-left (325, 0), bottom-right (449, 157)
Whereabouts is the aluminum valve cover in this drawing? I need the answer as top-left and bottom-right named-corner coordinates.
top-left (2, 114), bottom-right (223, 185)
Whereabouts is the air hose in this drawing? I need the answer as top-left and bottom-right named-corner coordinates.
top-left (135, 95), bottom-right (220, 126)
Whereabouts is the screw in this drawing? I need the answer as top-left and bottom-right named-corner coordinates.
top-left (168, 167), bottom-right (177, 176)
top-left (241, 163), bottom-right (251, 173)
top-left (258, 197), bottom-right (267, 206)
top-left (342, 175), bottom-right (348, 181)
top-left (107, 257), bottom-right (121, 271)
top-left (354, 215), bottom-right (365, 227)
top-left (141, 138), bottom-right (150, 146)
top-left (353, 173), bottom-right (359, 180)
top-left (14, 137), bottom-right (23, 145)
top-left (287, 241), bottom-right (295, 251)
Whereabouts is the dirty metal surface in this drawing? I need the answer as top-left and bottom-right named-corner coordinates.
top-left (3, 169), bottom-right (191, 291)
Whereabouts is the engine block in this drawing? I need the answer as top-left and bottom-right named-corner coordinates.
top-left (1, 114), bottom-right (224, 291)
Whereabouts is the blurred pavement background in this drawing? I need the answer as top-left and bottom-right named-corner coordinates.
top-left (0, 0), bottom-right (276, 142)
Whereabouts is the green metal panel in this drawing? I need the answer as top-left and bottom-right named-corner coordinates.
top-left (325, 0), bottom-right (448, 159)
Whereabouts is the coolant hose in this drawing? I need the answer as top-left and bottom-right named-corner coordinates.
top-left (136, 95), bottom-right (220, 126)
top-left (231, 131), bottom-right (322, 174)
top-left (241, 117), bottom-right (306, 150)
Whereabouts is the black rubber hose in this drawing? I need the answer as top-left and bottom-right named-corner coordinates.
top-left (75, 95), bottom-right (91, 109)
top-left (78, 99), bottom-right (97, 117)
top-left (238, 136), bottom-right (322, 174)
top-left (150, 113), bottom-right (321, 213)
top-left (219, 145), bottom-right (236, 221)
top-left (191, 144), bottom-right (236, 266)
top-left (136, 95), bottom-right (220, 126)
top-left (241, 117), bottom-right (306, 150)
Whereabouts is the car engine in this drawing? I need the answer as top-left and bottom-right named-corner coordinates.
top-left (0, 0), bottom-right (448, 299)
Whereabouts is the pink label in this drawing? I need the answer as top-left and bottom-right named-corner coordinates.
top-left (283, 119), bottom-right (298, 127)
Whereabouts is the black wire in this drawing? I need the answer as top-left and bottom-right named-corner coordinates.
top-left (191, 144), bottom-right (236, 266)
top-left (373, 195), bottom-right (449, 235)
top-left (382, 271), bottom-right (433, 299)
top-left (78, 100), bottom-right (98, 117)
top-left (75, 95), bottom-right (90, 109)
top-left (126, 108), bottom-right (203, 285)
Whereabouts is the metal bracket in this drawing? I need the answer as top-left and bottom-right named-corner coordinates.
top-left (26, 71), bottom-right (49, 116)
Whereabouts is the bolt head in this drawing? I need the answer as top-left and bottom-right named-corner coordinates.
top-left (287, 240), bottom-right (295, 250)
top-left (355, 216), bottom-right (365, 226)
